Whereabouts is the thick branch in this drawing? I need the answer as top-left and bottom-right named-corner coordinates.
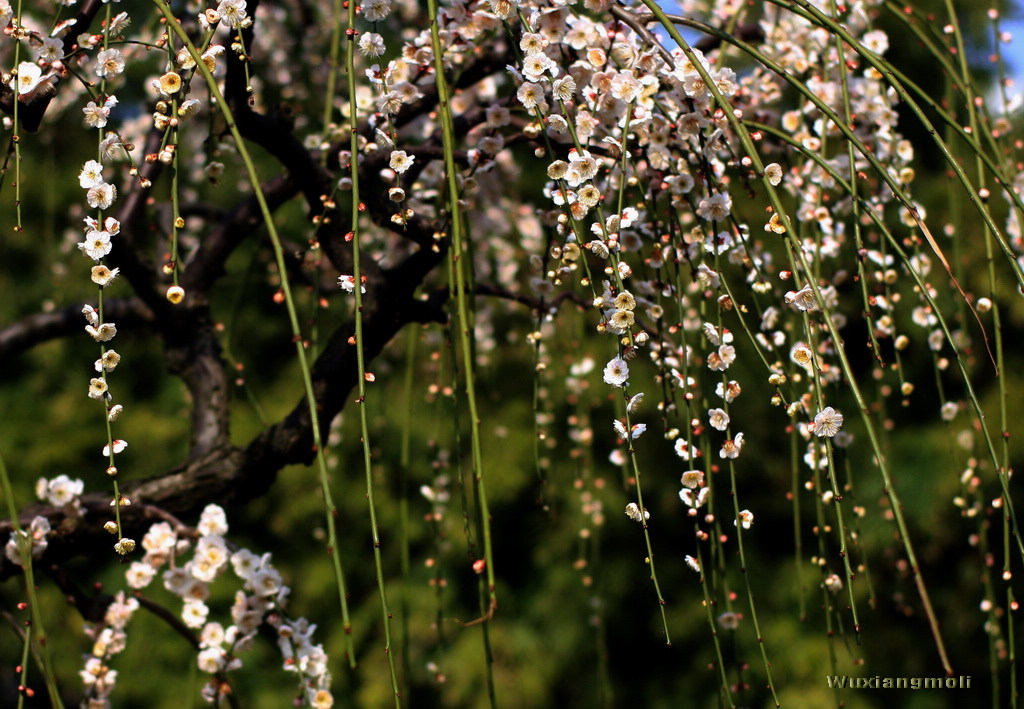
top-left (0, 298), bottom-right (154, 365)
top-left (183, 174), bottom-right (296, 292)
top-left (0, 246), bottom-right (445, 581)
top-left (0, 0), bottom-right (501, 587)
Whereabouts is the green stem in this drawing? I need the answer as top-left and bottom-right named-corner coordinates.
top-left (149, 0), bottom-right (357, 668)
top-left (426, 3), bottom-right (498, 705)
top-left (0, 452), bottom-right (64, 708)
top-left (343, 0), bottom-right (402, 699)
top-left (638, 0), bottom-right (953, 674)
top-left (321, 0), bottom-right (344, 164)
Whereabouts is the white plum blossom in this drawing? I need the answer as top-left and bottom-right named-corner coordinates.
top-left (362, 0), bottom-right (391, 21)
top-left (697, 192), bottom-right (732, 222)
top-left (720, 432), bottom-right (745, 459)
top-left (338, 275), bottom-right (366, 293)
top-left (217, 0), bottom-right (248, 28)
top-left (126, 561), bottom-right (157, 589)
top-left (231, 549), bottom-right (261, 580)
top-left (625, 502), bottom-right (649, 523)
top-left (95, 350), bottom-right (120, 372)
top-left (813, 407), bottom-right (844, 438)
top-left (13, 62), bottom-right (42, 95)
top-left (707, 345), bottom-right (736, 371)
top-left (517, 81), bottom-right (544, 110)
top-left (95, 48), bottom-right (125, 77)
top-left (182, 600), bottom-right (210, 628)
top-left (613, 420), bottom-right (646, 440)
top-left (736, 509), bottom-right (754, 529)
top-left (602, 356), bottom-right (629, 387)
top-left (5, 516), bottom-right (50, 566)
top-left (36, 475), bottom-right (84, 506)
top-left (83, 96), bottom-right (118, 128)
top-left (389, 150), bottom-right (415, 174)
top-left (358, 33), bottom-right (385, 58)
top-left (674, 439), bottom-right (699, 460)
top-left (197, 647), bottom-right (226, 673)
top-left (86, 322), bottom-right (117, 342)
top-left (198, 504), bottom-right (229, 536)
top-left (34, 38), bottom-right (64, 64)
top-left (708, 408), bottom-right (730, 431)
top-left (79, 160), bottom-right (104, 188)
top-left (785, 285), bottom-right (818, 312)
top-left (79, 230), bottom-right (112, 261)
top-left (680, 486), bottom-right (709, 509)
top-left (87, 182), bottom-right (117, 210)
top-left (88, 377), bottom-right (108, 399)
top-left (862, 30), bottom-right (889, 55)
top-left (103, 439), bottom-right (128, 456)
top-left (716, 380), bottom-right (741, 403)
top-left (552, 76), bottom-right (576, 101)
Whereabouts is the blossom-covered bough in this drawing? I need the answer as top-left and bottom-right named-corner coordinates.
top-left (0, 0), bottom-right (1021, 705)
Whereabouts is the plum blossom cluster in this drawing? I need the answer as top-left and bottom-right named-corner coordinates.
top-left (335, 0), bottom-right (429, 226)
top-left (346, 0), bottom-right (941, 591)
top-left (117, 505), bottom-right (333, 707)
top-left (679, 470), bottom-right (709, 517)
top-left (2, 7), bottom-right (83, 121)
top-left (3, 516), bottom-right (50, 567)
top-left (69, 2), bottom-right (147, 557)
top-left (80, 591), bottom-right (137, 708)
top-left (37, 473), bottom-right (85, 508)
top-left (4, 476), bottom-right (86, 564)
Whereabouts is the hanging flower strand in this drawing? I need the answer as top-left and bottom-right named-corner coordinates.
top-left (76, 1), bottom-right (134, 557)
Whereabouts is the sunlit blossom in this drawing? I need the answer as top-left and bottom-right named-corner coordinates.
top-left (87, 182), bottom-right (117, 210)
top-left (736, 509), bottom-right (754, 529)
top-left (680, 486), bottom-right (709, 509)
top-left (813, 407), bottom-right (844, 438)
top-left (13, 62), bottom-right (42, 95)
top-left (602, 356), bottom-right (629, 387)
top-left (708, 408), bottom-right (730, 431)
top-left (389, 150), bottom-right (415, 174)
top-left (624, 502), bottom-right (649, 523)
top-left (95, 49), bottom-right (125, 77)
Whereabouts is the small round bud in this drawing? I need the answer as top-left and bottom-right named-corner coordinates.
top-left (166, 285), bottom-right (185, 304)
